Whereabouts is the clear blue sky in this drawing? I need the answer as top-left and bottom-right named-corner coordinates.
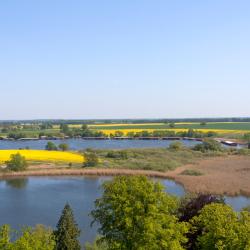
top-left (1, 0), bottom-right (249, 119)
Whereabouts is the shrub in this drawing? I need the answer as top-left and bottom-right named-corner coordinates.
top-left (106, 150), bottom-right (128, 159)
top-left (169, 141), bottom-right (183, 150)
top-left (83, 152), bottom-right (99, 167)
top-left (5, 153), bottom-right (28, 171)
top-left (193, 139), bottom-right (222, 152)
top-left (58, 143), bottom-right (69, 151)
top-left (180, 169), bottom-right (203, 176)
top-left (45, 141), bottom-right (58, 151)
top-left (237, 148), bottom-right (250, 155)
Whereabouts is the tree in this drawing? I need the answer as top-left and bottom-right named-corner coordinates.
top-left (169, 123), bottom-right (175, 128)
top-left (0, 224), bottom-right (55, 250)
top-left (54, 203), bottom-right (81, 250)
top-left (177, 194), bottom-right (224, 250)
top-left (5, 153), bottom-right (28, 171)
top-left (81, 124), bottom-right (88, 131)
top-left (83, 152), bottom-right (99, 167)
top-left (45, 141), bottom-right (58, 151)
top-left (178, 194), bottom-right (224, 222)
top-left (59, 143), bottom-right (69, 151)
top-left (60, 124), bottom-right (70, 134)
top-left (191, 203), bottom-right (250, 250)
top-left (14, 225), bottom-right (56, 250)
top-left (0, 225), bottom-right (11, 249)
top-left (91, 176), bottom-right (189, 250)
top-left (84, 237), bottom-right (108, 250)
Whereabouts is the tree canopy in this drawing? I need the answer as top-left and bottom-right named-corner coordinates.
top-left (5, 153), bottom-right (28, 172)
top-left (91, 176), bottom-right (189, 250)
top-left (54, 203), bottom-right (81, 250)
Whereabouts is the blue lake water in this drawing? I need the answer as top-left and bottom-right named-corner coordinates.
top-left (0, 176), bottom-right (249, 244)
top-left (0, 139), bottom-right (200, 150)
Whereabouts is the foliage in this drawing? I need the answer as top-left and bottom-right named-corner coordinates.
top-left (5, 153), bottom-right (28, 171)
top-left (243, 133), bottom-right (250, 142)
top-left (94, 148), bottom-right (202, 172)
top-left (105, 150), bottom-right (128, 159)
top-left (91, 176), bottom-right (189, 250)
top-left (45, 141), bottom-right (58, 151)
top-left (177, 194), bottom-right (224, 249)
top-left (0, 225), bottom-right (10, 249)
top-left (7, 132), bottom-right (27, 140)
top-left (193, 139), bottom-right (223, 152)
top-left (84, 237), bottom-right (108, 250)
top-left (169, 123), bottom-right (175, 128)
top-left (60, 124), bottom-right (70, 134)
top-left (169, 141), bottom-right (184, 150)
top-left (191, 203), bottom-right (250, 250)
top-left (54, 203), bottom-right (81, 250)
top-left (58, 143), bottom-right (69, 151)
top-left (0, 224), bottom-right (56, 250)
top-left (178, 193), bottom-right (224, 222)
top-left (180, 169), bottom-right (203, 176)
top-left (83, 152), bottom-right (99, 167)
top-left (242, 205), bottom-right (250, 213)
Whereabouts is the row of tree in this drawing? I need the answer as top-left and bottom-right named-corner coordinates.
top-left (4, 128), bottom-right (219, 140)
top-left (1, 176), bottom-right (249, 249)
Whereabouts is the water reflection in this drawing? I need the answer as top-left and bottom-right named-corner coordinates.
top-left (5, 178), bottom-right (29, 189)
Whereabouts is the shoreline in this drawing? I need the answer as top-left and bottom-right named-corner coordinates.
top-left (1, 156), bottom-right (250, 197)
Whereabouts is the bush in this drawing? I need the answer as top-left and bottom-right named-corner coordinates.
top-left (180, 169), bottom-right (203, 176)
top-left (83, 152), bottom-right (99, 167)
top-left (45, 141), bottom-right (58, 151)
top-left (106, 150), bottom-right (128, 159)
top-left (58, 143), bottom-right (69, 151)
top-left (237, 148), bottom-right (250, 155)
top-left (169, 141), bottom-right (183, 150)
top-left (193, 139), bottom-right (222, 152)
top-left (5, 153), bottom-right (28, 171)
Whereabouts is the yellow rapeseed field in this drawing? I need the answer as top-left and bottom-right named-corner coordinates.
top-left (0, 150), bottom-right (84, 164)
top-left (88, 123), bottom-right (165, 127)
top-left (97, 128), bottom-right (246, 136)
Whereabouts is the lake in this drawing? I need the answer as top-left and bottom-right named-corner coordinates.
top-left (0, 139), bottom-right (200, 150)
top-left (0, 176), bottom-right (249, 244)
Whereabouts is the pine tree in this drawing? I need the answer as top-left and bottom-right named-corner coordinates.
top-left (54, 203), bottom-right (81, 250)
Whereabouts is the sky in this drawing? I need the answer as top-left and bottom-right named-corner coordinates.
top-left (0, 0), bottom-right (249, 120)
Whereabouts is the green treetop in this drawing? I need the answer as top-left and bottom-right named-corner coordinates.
top-left (91, 176), bottom-right (189, 250)
top-left (54, 203), bottom-right (81, 250)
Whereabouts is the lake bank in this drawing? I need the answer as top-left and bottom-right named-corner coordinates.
top-left (1, 155), bottom-right (250, 196)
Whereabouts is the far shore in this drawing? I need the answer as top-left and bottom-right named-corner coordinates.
top-left (1, 155), bottom-right (250, 197)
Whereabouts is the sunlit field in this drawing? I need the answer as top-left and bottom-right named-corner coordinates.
top-left (0, 150), bottom-right (84, 164)
top-left (94, 128), bottom-right (247, 136)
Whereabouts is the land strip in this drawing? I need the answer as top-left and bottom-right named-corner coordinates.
top-left (1, 155), bottom-right (250, 197)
